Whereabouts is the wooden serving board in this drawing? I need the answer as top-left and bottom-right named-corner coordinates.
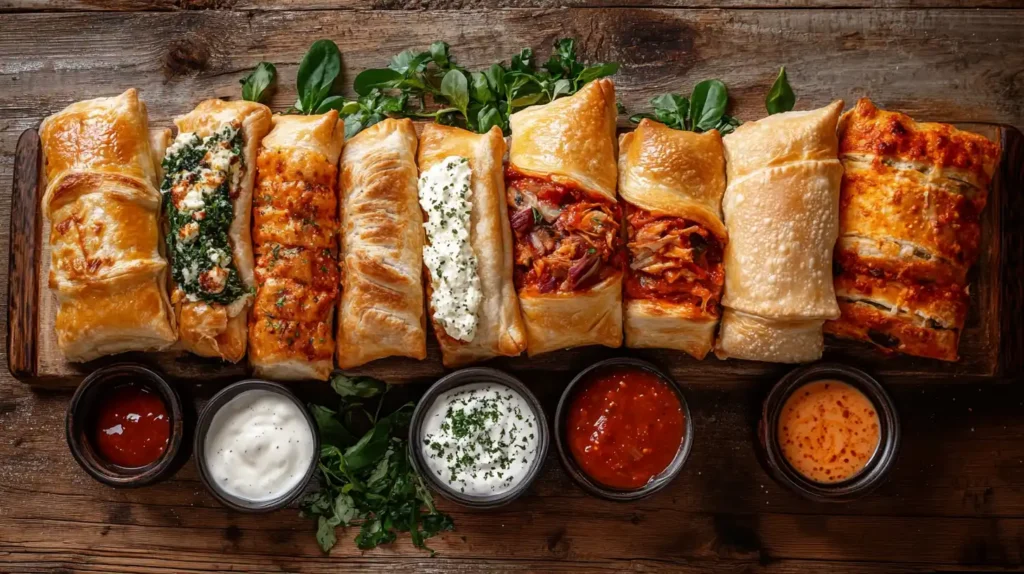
top-left (8, 123), bottom-right (1024, 388)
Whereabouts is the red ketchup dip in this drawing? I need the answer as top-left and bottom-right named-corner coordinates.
top-left (92, 384), bottom-right (170, 468)
top-left (566, 366), bottom-right (685, 489)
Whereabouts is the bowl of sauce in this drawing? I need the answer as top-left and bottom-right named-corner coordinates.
top-left (410, 367), bottom-right (549, 509)
top-left (194, 380), bottom-right (318, 513)
top-left (65, 364), bottom-right (185, 487)
top-left (555, 358), bottom-right (693, 501)
top-left (759, 363), bottom-right (900, 502)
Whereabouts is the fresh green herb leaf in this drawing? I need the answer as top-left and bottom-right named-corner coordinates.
top-left (576, 62), bottom-right (619, 86)
top-left (429, 41), bottom-right (452, 68)
top-left (302, 376), bottom-right (454, 555)
top-left (354, 68), bottom-right (403, 96)
top-left (296, 39), bottom-right (342, 115)
top-left (240, 61), bottom-right (276, 103)
top-left (440, 69), bottom-right (469, 115)
top-left (470, 71), bottom-right (495, 103)
top-left (310, 404), bottom-right (358, 447)
top-left (689, 79), bottom-right (728, 132)
top-left (766, 66), bottom-right (796, 115)
top-left (330, 373), bottom-right (386, 398)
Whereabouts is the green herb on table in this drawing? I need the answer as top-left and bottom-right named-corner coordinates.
top-left (343, 37), bottom-right (619, 137)
top-left (765, 66), bottom-right (796, 115)
top-left (628, 79), bottom-right (740, 135)
top-left (292, 39), bottom-right (344, 115)
top-left (240, 61), bottom-right (277, 103)
top-left (301, 373), bottom-right (454, 554)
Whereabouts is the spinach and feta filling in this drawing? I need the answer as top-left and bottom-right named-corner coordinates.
top-left (161, 122), bottom-right (248, 305)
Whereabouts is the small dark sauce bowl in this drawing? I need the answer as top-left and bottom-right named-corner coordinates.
top-left (759, 362), bottom-right (900, 502)
top-left (65, 363), bottom-right (185, 488)
top-left (194, 380), bottom-right (319, 513)
top-left (409, 367), bottom-right (550, 509)
top-left (554, 357), bottom-right (694, 501)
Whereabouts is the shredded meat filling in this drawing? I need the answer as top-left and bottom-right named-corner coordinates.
top-left (507, 168), bottom-right (623, 294)
top-left (623, 204), bottom-right (724, 315)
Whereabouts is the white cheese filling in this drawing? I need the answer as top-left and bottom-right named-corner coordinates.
top-left (418, 156), bottom-right (482, 343)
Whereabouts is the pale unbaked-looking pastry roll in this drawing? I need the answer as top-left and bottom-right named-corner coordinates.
top-left (715, 100), bottom-right (845, 363)
top-left (40, 88), bottom-right (177, 362)
top-left (619, 120), bottom-right (727, 360)
top-left (249, 112), bottom-right (345, 380)
top-left (163, 99), bottom-right (272, 363)
top-left (506, 78), bottom-right (623, 356)
top-left (417, 123), bottom-right (527, 367)
top-left (336, 118), bottom-right (426, 369)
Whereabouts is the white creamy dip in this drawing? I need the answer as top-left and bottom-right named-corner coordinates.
top-left (203, 389), bottom-right (315, 503)
top-left (420, 382), bottom-right (540, 496)
top-left (418, 156), bottom-right (482, 342)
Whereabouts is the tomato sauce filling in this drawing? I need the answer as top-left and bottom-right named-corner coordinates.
top-left (777, 380), bottom-right (881, 484)
top-left (566, 366), bottom-right (685, 490)
top-left (92, 384), bottom-right (170, 468)
top-left (506, 168), bottom-right (624, 294)
top-left (624, 204), bottom-right (724, 314)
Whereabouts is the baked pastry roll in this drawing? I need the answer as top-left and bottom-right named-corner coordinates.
top-left (417, 123), bottom-right (527, 367)
top-left (715, 101), bottom-right (845, 363)
top-left (39, 88), bottom-right (177, 362)
top-left (337, 118), bottom-right (426, 368)
top-left (825, 99), bottom-right (1000, 361)
top-left (506, 79), bottom-right (623, 356)
top-left (619, 120), bottom-right (727, 359)
top-left (249, 112), bottom-right (344, 380)
top-left (163, 99), bottom-right (271, 363)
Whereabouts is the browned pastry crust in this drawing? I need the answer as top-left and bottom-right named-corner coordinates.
top-left (418, 123), bottom-right (527, 367)
top-left (40, 88), bottom-right (177, 362)
top-left (249, 112), bottom-right (344, 380)
top-left (336, 118), bottom-right (426, 369)
top-left (824, 98), bottom-right (1000, 361)
top-left (619, 120), bottom-right (727, 359)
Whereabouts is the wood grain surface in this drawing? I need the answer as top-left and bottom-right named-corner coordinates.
top-left (1, 3), bottom-right (1023, 573)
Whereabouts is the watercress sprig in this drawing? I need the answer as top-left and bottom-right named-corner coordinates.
top-left (629, 79), bottom-right (740, 135)
top-left (240, 62), bottom-right (277, 103)
top-left (344, 38), bottom-right (619, 137)
top-left (301, 373), bottom-right (455, 555)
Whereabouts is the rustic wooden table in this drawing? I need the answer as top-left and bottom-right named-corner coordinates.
top-left (2, 2), bottom-right (1024, 572)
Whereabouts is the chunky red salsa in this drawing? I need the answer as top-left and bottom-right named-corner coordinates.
top-left (506, 167), bottom-right (624, 294)
top-left (92, 384), bottom-right (170, 468)
top-left (624, 204), bottom-right (724, 314)
top-left (566, 366), bottom-right (685, 489)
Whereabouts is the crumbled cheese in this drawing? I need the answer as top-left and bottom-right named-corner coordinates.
top-left (418, 156), bottom-right (482, 342)
top-left (208, 248), bottom-right (232, 267)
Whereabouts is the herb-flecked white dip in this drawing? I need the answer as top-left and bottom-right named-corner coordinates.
top-left (420, 382), bottom-right (540, 496)
top-left (418, 156), bottom-right (482, 343)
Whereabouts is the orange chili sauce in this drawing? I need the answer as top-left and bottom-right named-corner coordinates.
top-left (777, 380), bottom-right (881, 484)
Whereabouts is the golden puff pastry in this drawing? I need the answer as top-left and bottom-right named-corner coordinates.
top-left (619, 120), bottom-right (727, 359)
top-left (336, 118), bottom-right (426, 369)
top-left (825, 98), bottom-right (1000, 361)
top-left (506, 80), bottom-right (623, 356)
top-left (508, 78), bottom-right (619, 202)
top-left (417, 124), bottom-right (527, 367)
top-left (715, 100), bottom-right (845, 363)
top-left (40, 88), bottom-right (177, 362)
top-left (163, 99), bottom-right (271, 363)
top-left (250, 112), bottom-right (345, 380)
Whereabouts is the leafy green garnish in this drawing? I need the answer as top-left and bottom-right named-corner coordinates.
top-left (301, 373), bottom-right (454, 554)
top-left (294, 40), bottom-right (342, 114)
top-left (339, 38), bottom-right (618, 137)
top-left (765, 66), bottom-right (796, 115)
top-left (240, 62), bottom-right (277, 103)
top-left (629, 79), bottom-right (740, 135)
